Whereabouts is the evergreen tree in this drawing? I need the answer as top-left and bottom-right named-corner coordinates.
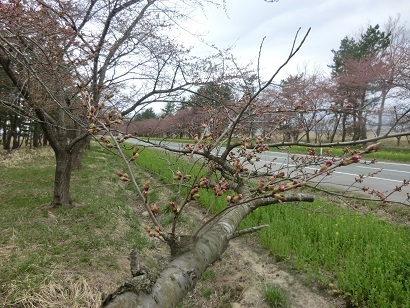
top-left (160, 102), bottom-right (176, 118)
top-left (187, 82), bottom-right (233, 108)
top-left (134, 107), bottom-right (158, 121)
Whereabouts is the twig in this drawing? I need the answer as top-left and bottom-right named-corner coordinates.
top-left (228, 224), bottom-right (269, 240)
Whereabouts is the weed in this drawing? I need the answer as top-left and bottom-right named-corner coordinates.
top-left (201, 287), bottom-right (213, 299)
top-left (242, 201), bottom-right (410, 307)
top-left (262, 283), bottom-right (291, 308)
top-left (201, 269), bottom-right (216, 281)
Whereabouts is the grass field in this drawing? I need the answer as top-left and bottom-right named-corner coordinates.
top-left (1, 144), bottom-right (409, 307)
top-left (0, 146), bottom-right (147, 307)
top-left (133, 146), bottom-right (410, 307)
top-left (137, 136), bottom-right (410, 163)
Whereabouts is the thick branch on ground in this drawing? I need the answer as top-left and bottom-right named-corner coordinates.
top-left (102, 193), bottom-right (314, 307)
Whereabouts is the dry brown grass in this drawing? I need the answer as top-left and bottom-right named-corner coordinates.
top-left (0, 146), bottom-right (54, 168)
top-left (5, 272), bottom-right (101, 308)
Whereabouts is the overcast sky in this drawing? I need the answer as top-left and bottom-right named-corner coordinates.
top-left (181, 0), bottom-right (409, 80)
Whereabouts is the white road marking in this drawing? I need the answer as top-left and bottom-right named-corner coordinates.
top-left (356, 165), bottom-right (410, 175)
top-left (259, 161), bottom-right (404, 183)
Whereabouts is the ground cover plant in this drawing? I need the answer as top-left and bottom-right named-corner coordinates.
top-left (262, 283), bottom-right (291, 308)
top-left (242, 200), bottom-right (410, 307)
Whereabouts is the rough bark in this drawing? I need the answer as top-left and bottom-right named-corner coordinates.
top-left (52, 149), bottom-right (74, 206)
top-left (71, 136), bottom-right (91, 170)
top-left (103, 194), bottom-right (314, 307)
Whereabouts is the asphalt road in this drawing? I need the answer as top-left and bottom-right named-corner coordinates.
top-left (130, 139), bottom-right (410, 204)
top-left (256, 151), bottom-right (410, 204)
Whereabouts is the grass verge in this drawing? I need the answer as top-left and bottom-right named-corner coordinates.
top-left (278, 144), bottom-right (410, 163)
top-left (241, 201), bottom-right (410, 307)
top-left (136, 137), bottom-right (410, 163)
top-left (0, 145), bottom-right (147, 307)
top-left (131, 146), bottom-right (410, 307)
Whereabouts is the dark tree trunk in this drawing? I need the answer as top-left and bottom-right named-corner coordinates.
top-left (52, 149), bottom-right (74, 206)
top-left (71, 136), bottom-right (91, 170)
top-left (357, 93), bottom-right (367, 142)
top-left (12, 128), bottom-right (19, 149)
top-left (33, 121), bottom-right (41, 148)
top-left (4, 130), bottom-right (11, 151)
top-left (1, 118), bottom-right (6, 146)
top-left (305, 129), bottom-right (310, 143)
top-left (4, 116), bottom-right (16, 152)
top-left (352, 112), bottom-right (358, 141)
top-left (341, 113), bottom-right (347, 142)
top-left (330, 114), bottom-right (341, 143)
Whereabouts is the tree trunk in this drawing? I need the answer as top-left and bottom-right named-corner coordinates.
top-left (72, 136), bottom-right (91, 170)
top-left (12, 127), bottom-right (19, 150)
top-left (352, 112), bottom-right (358, 141)
top-left (1, 118), bottom-right (6, 147)
top-left (330, 114), bottom-right (341, 143)
top-left (52, 149), bottom-right (73, 206)
top-left (341, 113), bottom-right (347, 142)
top-left (33, 121), bottom-right (41, 148)
top-left (103, 194), bottom-right (313, 307)
top-left (305, 129), bottom-right (310, 143)
top-left (376, 87), bottom-right (387, 137)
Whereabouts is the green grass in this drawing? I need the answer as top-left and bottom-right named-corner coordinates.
top-left (201, 287), bottom-right (213, 299)
top-left (241, 201), bottom-right (410, 307)
top-left (262, 283), bottom-right (291, 308)
top-left (128, 146), bottom-right (228, 213)
top-left (7, 142), bottom-right (403, 307)
top-left (0, 145), bottom-right (147, 306)
top-left (201, 269), bottom-right (216, 282)
top-left (130, 145), bottom-right (410, 307)
top-left (137, 136), bottom-right (410, 163)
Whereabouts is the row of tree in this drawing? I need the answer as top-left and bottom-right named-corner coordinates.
top-left (130, 21), bottom-right (410, 143)
top-left (3, 17), bottom-right (409, 155)
top-left (1, 0), bottom-right (410, 306)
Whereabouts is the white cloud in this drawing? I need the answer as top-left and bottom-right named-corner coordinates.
top-left (179, 0), bottom-right (410, 80)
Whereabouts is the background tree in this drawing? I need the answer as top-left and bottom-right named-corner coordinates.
top-left (160, 102), bottom-right (176, 118)
top-left (134, 107), bottom-right (158, 121)
top-left (0, 0), bottom-right (221, 206)
top-left (187, 81), bottom-right (234, 108)
top-left (330, 24), bottom-right (391, 141)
